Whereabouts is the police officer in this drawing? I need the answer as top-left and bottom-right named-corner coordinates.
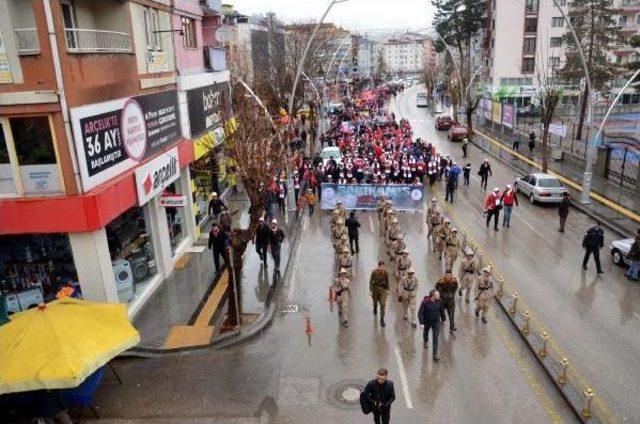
top-left (334, 268), bottom-right (351, 327)
top-left (458, 249), bottom-right (479, 303)
top-left (475, 266), bottom-right (495, 323)
top-left (400, 267), bottom-right (418, 327)
top-left (370, 261), bottom-right (390, 327)
top-left (435, 269), bottom-right (459, 333)
top-left (339, 247), bottom-right (354, 278)
top-left (436, 219), bottom-right (451, 261)
top-left (444, 228), bottom-right (461, 271)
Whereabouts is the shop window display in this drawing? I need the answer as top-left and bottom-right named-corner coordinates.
top-left (164, 182), bottom-right (186, 256)
top-left (106, 207), bottom-right (157, 303)
top-left (0, 234), bottom-right (79, 315)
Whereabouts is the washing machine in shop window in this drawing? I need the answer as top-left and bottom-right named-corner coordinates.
top-left (128, 250), bottom-right (150, 284)
top-left (112, 259), bottom-right (134, 303)
top-left (5, 294), bottom-right (20, 315)
top-left (17, 288), bottom-right (44, 311)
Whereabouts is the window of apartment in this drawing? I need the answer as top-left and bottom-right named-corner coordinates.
top-left (551, 17), bottom-right (564, 27)
top-left (181, 17), bottom-right (197, 48)
top-left (522, 57), bottom-right (535, 73)
top-left (523, 37), bottom-right (536, 55)
top-left (549, 56), bottom-right (560, 68)
top-left (11, 117), bottom-right (56, 166)
top-left (525, 0), bottom-right (539, 14)
top-left (636, 14), bottom-right (640, 24)
top-left (524, 18), bottom-right (538, 33)
top-left (550, 37), bottom-right (563, 47)
top-left (144, 8), bottom-right (162, 50)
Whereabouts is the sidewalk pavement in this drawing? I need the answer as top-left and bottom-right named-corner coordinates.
top-left (472, 119), bottom-right (640, 236)
top-left (131, 189), bottom-right (292, 351)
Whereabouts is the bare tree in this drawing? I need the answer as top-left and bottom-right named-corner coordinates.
top-left (532, 57), bottom-right (563, 173)
top-left (221, 84), bottom-right (287, 327)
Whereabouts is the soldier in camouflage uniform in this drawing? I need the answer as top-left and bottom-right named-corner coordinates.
top-left (426, 198), bottom-right (439, 234)
top-left (385, 217), bottom-right (401, 253)
top-left (380, 201), bottom-right (394, 236)
top-left (435, 269), bottom-right (459, 333)
top-left (429, 210), bottom-right (444, 253)
top-left (369, 261), bottom-right (390, 327)
top-left (333, 268), bottom-right (351, 327)
top-left (436, 219), bottom-right (451, 261)
top-left (444, 228), bottom-right (461, 271)
top-left (390, 233), bottom-right (406, 263)
top-left (399, 266), bottom-right (418, 327)
top-left (395, 248), bottom-right (412, 281)
top-left (376, 196), bottom-right (387, 223)
top-left (475, 266), bottom-right (495, 324)
top-left (458, 249), bottom-right (479, 303)
top-left (330, 208), bottom-right (342, 229)
top-left (332, 219), bottom-right (347, 253)
top-left (338, 247), bottom-right (354, 278)
top-left (335, 199), bottom-right (347, 221)
top-left (338, 233), bottom-right (350, 257)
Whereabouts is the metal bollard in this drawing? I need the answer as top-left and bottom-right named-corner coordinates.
top-left (509, 292), bottom-right (519, 315)
top-left (557, 357), bottom-right (569, 386)
top-left (538, 332), bottom-right (549, 358)
top-left (496, 276), bottom-right (504, 300)
top-left (582, 388), bottom-right (595, 419)
top-left (522, 310), bottom-right (531, 335)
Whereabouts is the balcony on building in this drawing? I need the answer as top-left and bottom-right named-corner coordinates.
top-left (61, 0), bottom-right (132, 54)
top-left (620, 0), bottom-right (640, 13)
top-left (201, 3), bottom-right (226, 72)
top-left (5, 0), bottom-right (41, 55)
top-left (619, 23), bottom-right (640, 35)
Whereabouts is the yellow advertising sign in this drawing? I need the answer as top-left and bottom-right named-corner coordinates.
top-left (0, 31), bottom-right (13, 84)
top-left (491, 101), bottom-right (502, 123)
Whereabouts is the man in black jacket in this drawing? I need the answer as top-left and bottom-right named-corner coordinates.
top-left (268, 219), bottom-right (285, 272)
top-left (254, 217), bottom-right (270, 268)
top-left (418, 289), bottom-right (443, 362)
top-left (558, 192), bottom-right (570, 233)
top-left (345, 211), bottom-right (361, 254)
top-left (363, 368), bottom-right (396, 424)
top-left (478, 159), bottom-right (492, 190)
top-left (208, 192), bottom-right (228, 222)
top-left (208, 224), bottom-right (228, 273)
top-left (582, 221), bottom-right (605, 274)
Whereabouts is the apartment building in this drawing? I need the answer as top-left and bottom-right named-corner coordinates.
top-left (352, 34), bottom-right (377, 79)
top-left (382, 32), bottom-right (427, 75)
top-left (0, 0), bottom-right (229, 317)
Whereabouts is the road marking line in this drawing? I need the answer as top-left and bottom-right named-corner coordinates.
top-left (475, 129), bottom-right (640, 224)
top-left (394, 346), bottom-right (414, 409)
top-left (633, 313), bottom-right (640, 320)
top-left (369, 215), bottom-right (375, 233)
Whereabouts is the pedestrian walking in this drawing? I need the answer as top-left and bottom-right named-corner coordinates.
top-left (305, 188), bottom-right (316, 216)
top-left (293, 173), bottom-right (300, 206)
top-left (581, 221), bottom-right (605, 274)
top-left (362, 368), bottom-right (396, 424)
top-left (558, 192), bottom-right (570, 233)
top-left (625, 229), bottom-right (640, 281)
top-left (461, 137), bottom-right (469, 158)
top-left (529, 130), bottom-right (536, 154)
top-left (277, 180), bottom-right (286, 214)
top-left (418, 289), bottom-right (442, 362)
top-left (346, 211), bottom-right (361, 253)
top-left (478, 159), bottom-right (492, 190)
top-left (268, 219), bottom-right (285, 272)
top-left (435, 270), bottom-right (459, 333)
top-left (370, 261), bottom-right (390, 327)
top-left (399, 267), bottom-right (418, 327)
top-left (463, 163), bottom-right (471, 187)
top-left (458, 249), bottom-right (479, 303)
top-left (485, 188), bottom-right (502, 231)
top-left (208, 224), bottom-right (228, 273)
top-left (500, 185), bottom-right (518, 228)
top-left (445, 171), bottom-right (456, 203)
top-left (254, 217), bottom-right (270, 268)
top-left (475, 266), bottom-right (495, 323)
top-left (513, 134), bottom-right (521, 152)
top-left (208, 192), bottom-right (228, 223)
top-left (333, 268), bottom-right (351, 327)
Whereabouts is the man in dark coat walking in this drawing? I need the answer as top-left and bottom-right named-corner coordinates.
top-left (582, 221), bottom-right (605, 274)
top-left (268, 219), bottom-right (285, 272)
top-left (208, 224), bottom-right (228, 273)
top-left (558, 192), bottom-right (570, 233)
top-left (345, 211), bottom-right (361, 253)
top-left (418, 289), bottom-right (443, 362)
top-left (254, 217), bottom-right (270, 268)
top-left (478, 159), bottom-right (492, 190)
top-left (362, 368), bottom-right (396, 424)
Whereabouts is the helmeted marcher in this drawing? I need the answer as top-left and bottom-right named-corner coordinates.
top-left (334, 268), bottom-right (351, 327)
top-left (475, 266), bottom-right (495, 323)
top-left (436, 219), bottom-right (451, 260)
top-left (399, 266), bottom-right (418, 327)
top-left (370, 261), bottom-right (390, 327)
top-left (444, 228), bottom-right (461, 271)
top-left (458, 249), bottom-right (479, 303)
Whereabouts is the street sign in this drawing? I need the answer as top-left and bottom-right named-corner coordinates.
top-left (160, 194), bottom-right (187, 207)
top-left (549, 123), bottom-right (567, 138)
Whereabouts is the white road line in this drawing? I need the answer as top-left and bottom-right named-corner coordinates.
top-left (369, 215), bottom-right (375, 233)
top-left (394, 346), bottom-right (414, 409)
top-left (633, 313), bottom-right (640, 321)
top-left (512, 210), bottom-right (539, 232)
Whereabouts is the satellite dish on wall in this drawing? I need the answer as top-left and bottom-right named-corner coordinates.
top-left (215, 26), bottom-right (232, 43)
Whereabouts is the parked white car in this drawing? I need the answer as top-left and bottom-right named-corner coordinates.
top-left (610, 238), bottom-right (634, 266)
top-left (516, 173), bottom-right (568, 204)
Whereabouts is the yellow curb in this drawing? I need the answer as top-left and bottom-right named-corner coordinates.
top-left (475, 129), bottom-right (640, 225)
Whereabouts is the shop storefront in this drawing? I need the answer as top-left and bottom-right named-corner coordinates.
top-left (185, 82), bottom-right (231, 236)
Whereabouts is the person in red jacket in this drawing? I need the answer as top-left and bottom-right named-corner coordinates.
top-left (485, 187), bottom-right (502, 231)
top-left (500, 184), bottom-right (519, 228)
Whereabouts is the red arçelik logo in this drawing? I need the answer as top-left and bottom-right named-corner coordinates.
top-left (143, 174), bottom-right (153, 195)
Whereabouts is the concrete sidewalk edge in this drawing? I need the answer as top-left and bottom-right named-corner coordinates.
top-left (122, 212), bottom-right (307, 358)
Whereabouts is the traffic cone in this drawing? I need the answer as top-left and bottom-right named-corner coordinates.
top-left (328, 286), bottom-right (334, 303)
top-left (305, 316), bottom-right (314, 335)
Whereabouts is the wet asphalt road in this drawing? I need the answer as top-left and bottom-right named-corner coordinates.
top-left (85, 90), bottom-right (598, 423)
top-left (390, 85), bottom-right (640, 422)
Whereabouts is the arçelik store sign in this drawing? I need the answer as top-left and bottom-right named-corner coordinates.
top-left (134, 147), bottom-right (180, 206)
top-left (70, 90), bottom-right (181, 191)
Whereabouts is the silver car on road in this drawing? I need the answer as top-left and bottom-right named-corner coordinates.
top-left (516, 173), bottom-right (568, 204)
top-left (610, 238), bottom-right (634, 266)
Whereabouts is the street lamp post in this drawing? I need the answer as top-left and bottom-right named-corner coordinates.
top-left (302, 71), bottom-right (322, 155)
top-left (287, 0), bottom-right (350, 115)
top-left (550, 0), bottom-right (594, 203)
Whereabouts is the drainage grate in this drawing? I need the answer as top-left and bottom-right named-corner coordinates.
top-left (281, 303), bottom-right (299, 313)
top-left (327, 380), bottom-right (366, 409)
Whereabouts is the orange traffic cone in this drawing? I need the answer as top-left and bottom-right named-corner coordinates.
top-left (328, 286), bottom-right (334, 303)
top-left (305, 316), bottom-right (314, 336)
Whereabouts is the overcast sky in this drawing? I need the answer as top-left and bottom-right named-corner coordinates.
top-left (226, 0), bottom-right (435, 32)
